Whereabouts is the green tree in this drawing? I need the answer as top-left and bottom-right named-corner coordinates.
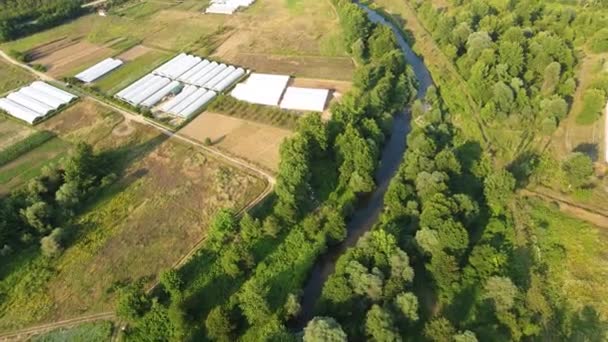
top-left (482, 276), bottom-right (518, 313)
top-left (562, 152), bottom-right (594, 189)
top-left (394, 292), bottom-right (419, 322)
top-left (365, 305), bottom-right (401, 341)
top-left (303, 317), bottom-right (347, 342)
top-left (483, 169), bottom-right (516, 216)
top-left (160, 269), bottom-right (183, 298)
top-left (206, 306), bottom-right (235, 342)
top-left (424, 317), bottom-right (456, 342)
top-left (116, 284), bottom-right (149, 322)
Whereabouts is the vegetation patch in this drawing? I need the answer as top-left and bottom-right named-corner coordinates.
top-left (31, 321), bottom-right (114, 342)
top-left (0, 131), bottom-right (55, 167)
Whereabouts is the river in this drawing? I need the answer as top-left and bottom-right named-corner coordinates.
top-left (292, 3), bottom-right (433, 329)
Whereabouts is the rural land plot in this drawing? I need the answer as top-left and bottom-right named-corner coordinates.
top-left (181, 112), bottom-right (293, 172)
top-left (0, 102), bottom-right (267, 331)
top-left (518, 199), bottom-right (608, 319)
top-left (0, 116), bottom-right (35, 151)
top-left (0, 59), bottom-right (35, 95)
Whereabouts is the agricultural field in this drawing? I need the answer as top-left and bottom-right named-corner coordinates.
top-left (0, 121), bottom-right (70, 195)
top-left (181, 112), bottom-right (292, 172)
top-left (0, 59), bottom-right (34, 94)
top-left (30, 321), bottom-right (114, 342)
top-left (1, 0), bottom-right (353, 83)
top-left (0, 100), bottom-right (267, 330)
top-left (0, 116), bottom-right (34, 151)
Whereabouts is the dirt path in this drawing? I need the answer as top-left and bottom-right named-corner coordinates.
top-left (520, 189), bottom-right (608, 229)
top-left (0, 313), bottom-right (115, 341)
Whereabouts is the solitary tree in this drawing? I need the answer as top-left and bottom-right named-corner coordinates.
top-left (303, 316), bottom-right (347, 342)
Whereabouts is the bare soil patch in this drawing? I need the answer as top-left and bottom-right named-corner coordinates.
top-left (117, 44), bottom-right (153, 61)
top-left (290, 77), bottom-right (352, 94)
top-left (181, 112), bottom-right (292, 172)
top-left (29, 38), bottom-right (116, 77)
top-left (222, 53), bottom-right (354, 81)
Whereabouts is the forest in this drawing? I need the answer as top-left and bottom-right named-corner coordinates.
top-left (0, 0), bottom-right (83, 42)
top-left (410, 0), bottom-right (608, 145)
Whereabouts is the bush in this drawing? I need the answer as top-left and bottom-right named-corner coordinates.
top-left (40, 228), bottom-right (65, 257)
top-left (590, 28), bottom-right (608, 53)
top-left (577, 89), bottom-right (605, 125)
top-left (204, 137), bottom-right (213, 146)
top-left (562, 152), bottom-right (594, 189)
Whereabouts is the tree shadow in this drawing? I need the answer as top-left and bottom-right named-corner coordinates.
top-left (574, 143), bottom-right (599, 162)
top-left (507, 151), bottom-right (540, 189)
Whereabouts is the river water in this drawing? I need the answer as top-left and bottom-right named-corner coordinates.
top-left (292, 3), bottom-right (433, 329)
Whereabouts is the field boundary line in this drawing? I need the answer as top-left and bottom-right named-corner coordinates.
top-left (520, 188), bottom-right (608, 229)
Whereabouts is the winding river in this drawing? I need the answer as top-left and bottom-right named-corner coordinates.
top-left (292, 3), bottom-right (433, 328)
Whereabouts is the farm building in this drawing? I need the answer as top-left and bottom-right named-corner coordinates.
top-left (0, 82), bottom-right (77, 124)
top-left (75, 58), bottom-right (123, 83)
top-left (231, 73), bottom-right (290, 106)
top-left (205, 0), bottom-right (255, 14)
top-left (231, 73), bottom-right (331, 112)
top-left (280, 87), bottom-right (330, 112)
top-left (115, 54), bottom-right (242, 118)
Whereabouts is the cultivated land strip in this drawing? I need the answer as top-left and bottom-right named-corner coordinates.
top-left (0, 47), bottom-right (276, 340)
top-left (0, 313), bottom-right (115, 341)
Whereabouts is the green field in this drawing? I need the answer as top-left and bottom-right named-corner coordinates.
top-left (0, 59), bottom-right (34, 94)
top-left (31, 321), bottom-right (113, 342)
top-left (0, 137), bottom-right (69, 194)
top-left (94, 50), bottom-right (171, 95)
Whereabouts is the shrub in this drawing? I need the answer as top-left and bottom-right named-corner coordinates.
top-left (577, 89), bottom-right (605, 125)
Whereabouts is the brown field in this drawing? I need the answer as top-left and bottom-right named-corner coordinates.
top-left (0, 117), bottom-right (34, 151)
top-left (181, 112), bottom-right (292, 172)
top-left (290, 77), bottom-right (352, 94)
top-left (220, 53), bottom-right (355, 81)
top-left (28, 38), bottom-right (116, 77)
top-left (116, 44), bottom-right (153, 61)
top-left (0, 101), bottom-right (267, 330)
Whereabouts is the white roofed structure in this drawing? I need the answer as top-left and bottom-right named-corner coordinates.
top-left (31, 81), bottom-right (76, 103)
top-left (113, 53), bottom-right (242, 118)
top-left (7, 92), bottom-right (54, 115)
top-left (212, 68), bottom-right (245, 92)
top-left (76, 58), bottom-right (123, 83)
top-left (279, 87), bottom-right (330, 112)
top-left (0, 82), bottom-right (77, 124)
top-left (231, 73), bottom-right (290, 106)
top-left (205, 0), bottom-right (254, 14)
top-left (179, 91), bottom-right (217, 118)
top-left (141, 81), bottom-right (181, 108)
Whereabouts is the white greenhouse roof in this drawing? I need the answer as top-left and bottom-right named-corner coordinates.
top-left (205, 0), bottom-right (254, 14)
top-left (0, 82), bottom-right (76, 124)
top-left (279, 87), bottom-right (330, 112)
top-left (160, 85), bottom-right (198, 113)
top-left (141, 81), bottom-right (181, 108)
top-left (114, 53), bottom-right (242, 116)
top-left (76, 58), bottom-right (123, 83)
top-left (231, 73), bottom-right (290, 106)
top-left (30, 81), bottom-right (77, 103)
top-left (179, 90), bottom-right (217, 118)
top-left (212, 68), bottom-right (245, 92)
